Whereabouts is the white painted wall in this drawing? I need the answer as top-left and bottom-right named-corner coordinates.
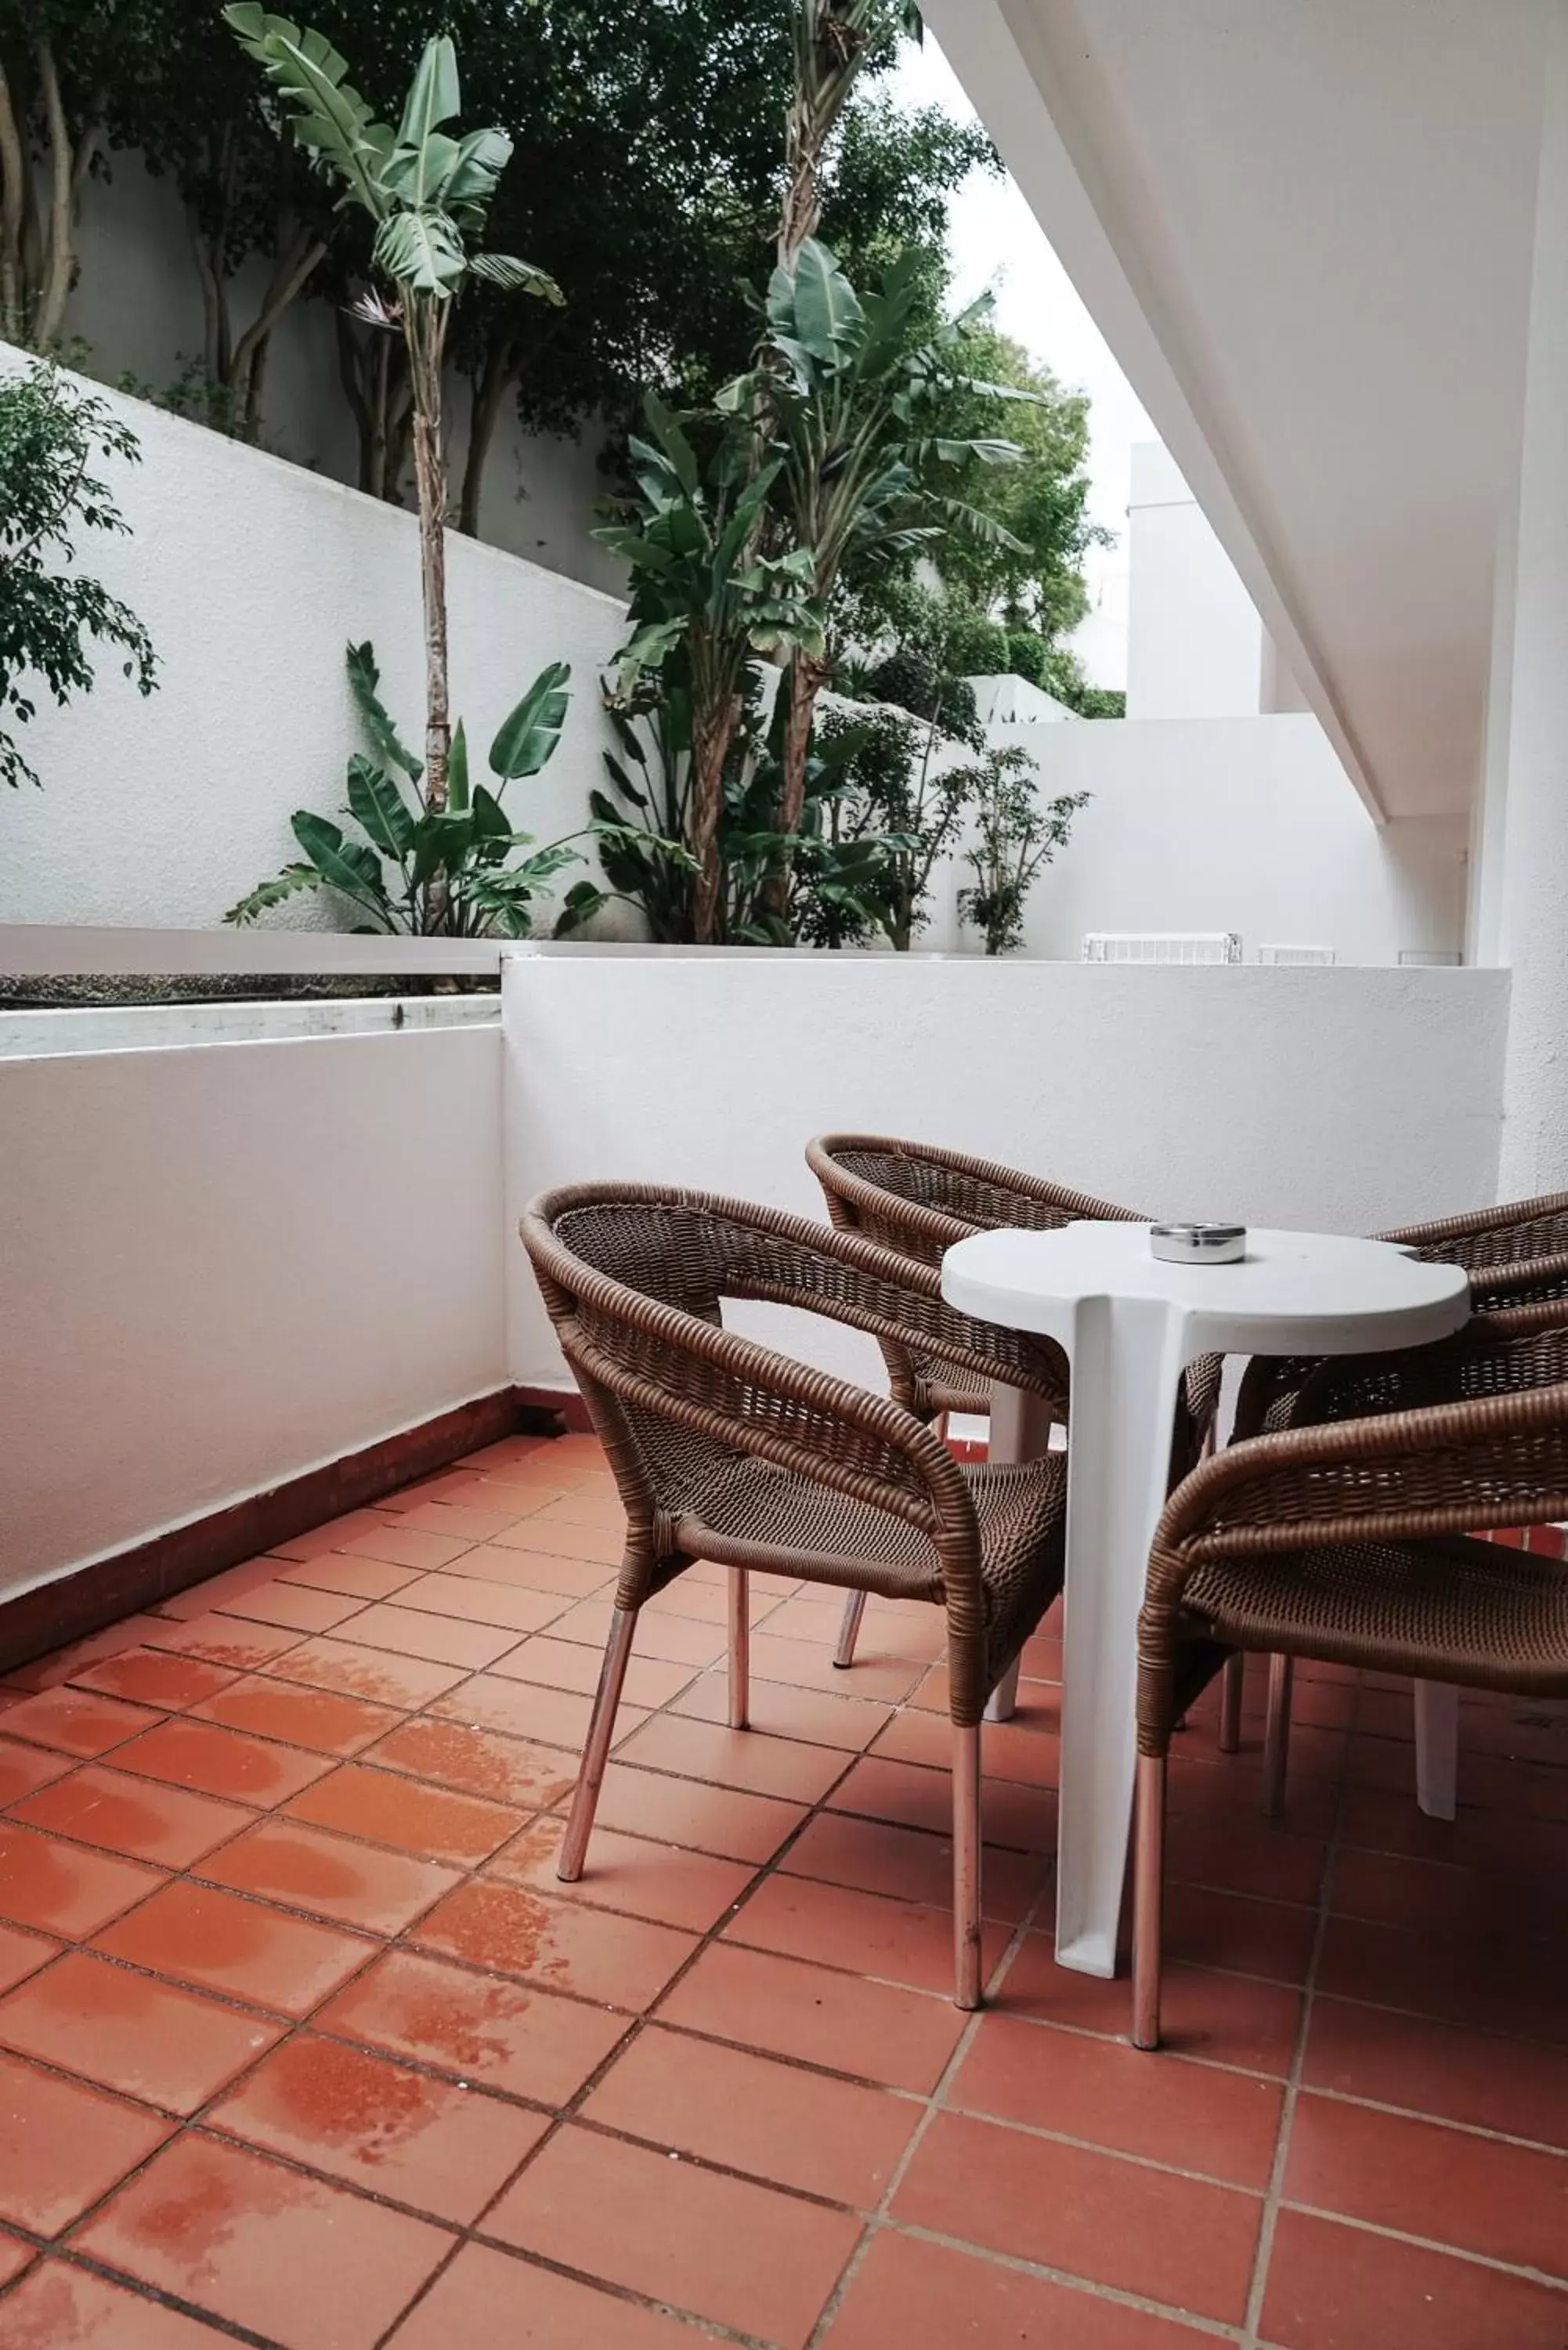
top-left (1125, 443), bottom-right (1264, 720)
top-left (975, 714), bottom-right (1467, 966)
top-left (0, 349), bottom-right (630, 934)
top-left (0, 1010), bottom-right (508, 1593)
top-left (501, 948), bottom-right (1508, 1391)
top-left (69, 153), bottom-right (622, 596)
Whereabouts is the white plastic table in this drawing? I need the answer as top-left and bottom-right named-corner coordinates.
top-left (941, 1223), bottom-right (1472, 1978)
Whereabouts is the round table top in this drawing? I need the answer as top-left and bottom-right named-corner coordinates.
top-left (941, 1221), bottom-right (1472, 1358)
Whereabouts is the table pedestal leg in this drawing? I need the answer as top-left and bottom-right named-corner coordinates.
top-left (985, 1383), bottom-right (1057, 1723)
top-left (1054, 1297), bottom-right (1188, 1978)
top-left (1414, 1679), bottom-right (1458, 1820)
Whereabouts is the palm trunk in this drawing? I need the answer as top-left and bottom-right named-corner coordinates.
top-left (761, 650), bottom-right (826, 924)
top-left (690, 689), bottom-right (738, 945)
top-left (405, 298), bottom-right (453, 931)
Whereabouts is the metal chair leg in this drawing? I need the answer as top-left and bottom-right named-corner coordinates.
top-left (833, 1588), bottom-right (867, 1669)
top-left (1263, 1651), bottom-right (1294, 1818)
top-left (1218, 1651), bottom-right (1245, 1753)
top-left (557, 1605), bottom-right (637, 1882)
top-left (1131, 1752), bottom-right (1166, 2049)
top-left (728, 1566), bottom-right (750, 1730)
top-left (952, 1722), bottom-right (984, 2010)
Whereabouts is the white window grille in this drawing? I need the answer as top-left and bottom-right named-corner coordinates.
top-left (1257, 944), bottom-right (1335, 966)
top-left (1080, 932), bottom-right (1241, 966)
top-left (1398, 949), bottom-right (1461, 967)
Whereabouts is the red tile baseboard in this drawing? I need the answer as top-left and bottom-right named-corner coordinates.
top-left (0, 1386), bottom-right (569, 1677)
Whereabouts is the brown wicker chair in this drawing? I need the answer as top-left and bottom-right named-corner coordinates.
top-left (520, 1183), bottom-right (1070, 2008)
top-left (806, 1133), bottom-right (1223, 1673)
top-left (1132, 1342), bottom-right (1568, 2050)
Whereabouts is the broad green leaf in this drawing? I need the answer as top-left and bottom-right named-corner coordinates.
top-left (345, 641), bottom-right (421, 780)
top-left (467, 251), bottom-right (563, 303)
top-left (641, 392), bottom-right (699, 498)
top-left (383, 132), bottom-right (462, 208)
top-left (447, 720), bottom-right (471, 812)
top-left (395, 35), bottom-right (460, 156)
top-left (553, 881), bottom-right (607, 937)
top-left (374, 207), bottom-right (464, 296)
top-left (222, 861), bottom-right (322, 926)
top-left (490, 662), bottom-right (571, 779)
top-left (292, 810), bottom-right (393, 920)
top-left (410, 808), bottom-right (475, 888)
top-left (471, 783), bottom-right (513, 847)
top-left (224, 9), bottom-right (392, 222)
top-left (789, 240), bottom-right (863, 360)
top-left (443, 126), bottom-right (512, 210)
top-left (345, 754), bottom-right (416, 859)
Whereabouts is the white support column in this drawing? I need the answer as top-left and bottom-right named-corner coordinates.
top-left (1494, 9), bottom-right (1568, 1195)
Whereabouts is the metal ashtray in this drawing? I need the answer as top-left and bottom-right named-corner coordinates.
top-left (1150, 1221), bottom-right (1247, 1266)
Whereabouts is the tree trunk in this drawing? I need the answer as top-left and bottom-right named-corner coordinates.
top-left (0, 64), bottom-right (26, 339)
top-left (228, 223), bottom-right (327, 438)
top-left (761, 651), bottom-right (826, 923)
top-left (689, 690), bottom-right (738, 945)
top-left (458, 335), bottom-right (516, 537)
top-left (406, 298), bottom-right (453, 931)
top-left (34, 43), bottom-right (75, 348)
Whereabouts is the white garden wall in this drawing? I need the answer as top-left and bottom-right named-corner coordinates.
top-left (0, 346), bottom-right (629, 934)
top-left (0, 1008), bottom-right (507, 1593)
top-left (500, 948), bottom-right (1508, 1392)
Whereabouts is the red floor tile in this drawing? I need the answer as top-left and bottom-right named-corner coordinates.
top-left (270, 1509), bottom-right (396, 1560)
top-left (198, 1817), bottom-right (460, 1936)
top-left (212, 1578), bottom-right (368, 1634)
top-left (0, 2231), bottom-right (32, 2290)
top-left (433, 1546), bottom-right (611, 1600)
top-left (822, 2228), bottom-right (1215, 2349)
top-left (93, 1880), bottom-right (372, 2016)
top-left (588, 1759), bottom-right (807, 1863)
top-left (997, 1936), bottom-right (1304, 2076)
top-left (275, 1549), bottom-right (423, 1600)
top-left (826, 1754), bottom-right (1056, 1852)
top-left (340, 1524), bottom-right (475, 1571)
top-left (193, 1672), bottom-right (403, 1755)
top-left (0, 2049), bottom-right (171, 2233)
top-left (490, 1517), bottom-right (625, 1568)
top-left (726, 1871), bottom-right (1010, 1996)
top-left (151, 1560), bottom-right (280, 1621)
top-left (0, 2262), bottom-right (229, 2345)
top-left (366, 1717), bottom-right (576, 1811)
top-left (671, 1669), bottom-right (894, 1752)
top-left (317, 1947), bottom-right (627, 2103)
top-left (552, 1599), bottom-right (728, 1668)
top-left (486, 2121), bottom-right (860, 2348)
top-left (76, 2131), bottom-right (452, 2349)
top-left (615, 1713), bottom-right (850, 1805)
top-left (1303, 1995), bottom-right (1568, 2149)
top-left (396, 1499), bottom-right (530, 1542)
top-left (66, 1650), bottom-right (239, 1711)
top-left (1164, 1880), bottom-right (1318, 1984)
top-left (285, 1762), bottom-right (523, 1867)
top-left (895, 2109), bottom-right (1261, 2326)
top-left (412, 1877), bottom-right (696, 2009)
top-left (485, 1636), bottom-right (689, 1707)
top-left (432, 1672), bottom-right (650, 1755)
top-left (267, 1637), bottom-right (471, 1710)
top-left (145, 1611), bottom-right (304, 1672)
top-left (385, 2242), bottom-right (700, 2348)
top-left (490, 1817), bottom-right (755, 1934)
top-left (1317, 1911), bottom-right (1568, 2043)
top-left (323, 1603), bottom-right (520, 1673)
top-left (381, 1574), bottom-right (569, 1636)
top-left (111, 1716), bottom-right (333, 1806)
top-left (0, 1926), bottom-right (57, 1998)
top-left (0, 1824), bottom-right (163, 1939)
top-left (1284, 2092), bottom-right (1568, 2279)
top-left (0, 1739), bottom-right (73, 1806)
top-left (211, 2032), bottom-right (549, 2223)
top-left (11, 1765), bottom-right (250, 1869)
top-left (0, 1950), bottom-right (280, 2113)
top-left (952, 2012), bottom-right (1284, 2187)
top-left (0, 1687), bottom-right (161, 1760)
top-left (659, 1940), bottom-right (966, 2093)
top-left (583, 2023), bottom-right (920, 2205)
top-left (740, 1633), bottom-right (930, 1705)
top-left (1260, 2207), bottom-right (1568, 2350)
top-left (780, 1808), bottom-right (1046, 1922)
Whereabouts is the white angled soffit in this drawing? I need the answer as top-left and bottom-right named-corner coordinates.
top-left (924, 0), bottom-right (1551, 826)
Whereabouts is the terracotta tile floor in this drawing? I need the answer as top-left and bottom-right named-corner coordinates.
top-left (0, 1433), bottom-right (1565, 2347)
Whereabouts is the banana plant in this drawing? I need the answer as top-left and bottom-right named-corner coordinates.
top-left (224, 642), bottom-right (606, 939)
top-left (595, 392), bottom-right (826, 943)
top-left (224, 9), bottom-right (563, 921)
top-left (729, 237), bottom-right (1035, 915)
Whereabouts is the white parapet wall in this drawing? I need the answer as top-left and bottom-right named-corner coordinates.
top-left (0, 345), bottom-right (629, 935)
top-left (501, 946), bottom-right (1510, 1393)
top-left (0, 1004), bottom-right (508, 1594)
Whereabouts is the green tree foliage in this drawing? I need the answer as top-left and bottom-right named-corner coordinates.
top-left (0, 358), bottom-right (157, 790)
top-left (958, 745), bottom-right (1086, 954)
